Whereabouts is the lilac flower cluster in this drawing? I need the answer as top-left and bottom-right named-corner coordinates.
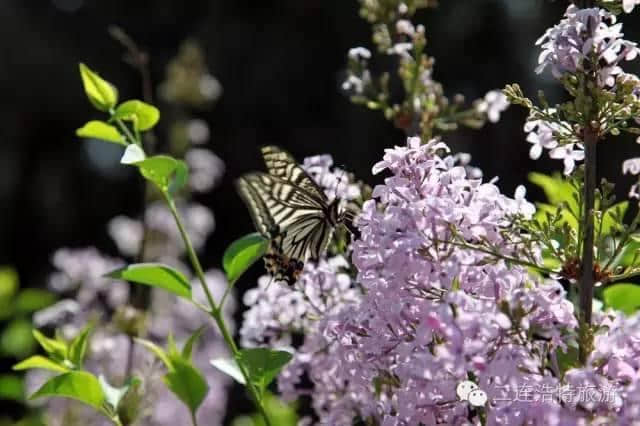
top-left (536, 5), bottom-right (639, 87)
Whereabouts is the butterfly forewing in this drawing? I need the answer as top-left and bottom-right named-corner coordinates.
top-left (261, 146), bottom-right (326, 200)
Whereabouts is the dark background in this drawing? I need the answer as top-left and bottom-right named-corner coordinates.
top-left (1, 0), bottom-right (640, 419)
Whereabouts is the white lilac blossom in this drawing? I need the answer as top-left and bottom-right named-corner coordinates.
top-left (623, 0), bottom-right (640, 13)
top-left (475, 90), bottom-right (510, 123)
top-left (347, 47), bottom-right (371, 60)
top-left (240, 256), bottom-right (358, 348)
top-left (108, 215), bottom-right (144, 257)
top-left (185, 148), bottom-right (225, 192)
top-left (187, 119), bottom-right (210, 145)
top-left (47, 247), bottom-right (128, 311)
top-left (549, 143), bottom-right (586, 175)
top-left (524, 113), bottom-right (584, 174)
top-left (536, 5), bottom-right (639, 87)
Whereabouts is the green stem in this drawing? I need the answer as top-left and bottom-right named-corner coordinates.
top-left (165, 194), bottom-right (217, 311)
top-left (190, 411), bottom-right (198, 426)
top-left (163, 193), bottom-right (272, 426)
top-left (112, 115), bottom-right (140, 146)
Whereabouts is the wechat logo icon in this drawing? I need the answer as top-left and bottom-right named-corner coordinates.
top-left (457, 380), bottom-right (488, 407)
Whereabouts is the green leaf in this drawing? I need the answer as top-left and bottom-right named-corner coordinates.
top-left (78, 63), bottom-right (118, 112)
top-left (163, 358), bottom-right (208, 416)
top-left (182, 327), bottom-right (206, 361)
top-left (236, 348), bottom-right (292, 396)
top-left (555, 345), bottom-right (580, 378)
top-left (30, 371), bottom-right (106, 413)
top-left (0, 266), bottom-right (18, 301)
top-left (13, 355), bottom-right (70, 373)
top-left (529, 172), bottom-right (577, 210)
top-left (106, 263), bottom-right (191, 299)
top-left (15, 289), bottom-right (56, 314)
top-left (223, 233), bottom-right (268, 283)
top-left (168, 160), bottom-right (189, 196)
top-left (133, 155), bottom-right (188, 194)
top-left (68, 324), bottom-right (93, 368)
top-left (76, 121), bottom-right (126, 146)
top-left (134, 338), bottom-right (172, 370)
top-left (1, 319), bottom-right (36, 358)
top-left (32, 329), bottom-right (68, 362)
top-left (611, 236), bottom-right (640, 268)
top-left (603, 283), bottom-right (640, 315)
top-left (113, 100), bottom-right (159, 131)
top-left (0, 374), bottom-right (25, 402)
top-left (601, 201), bottom-right (628, 235)
top-left (99, 375), bottom-right (139, 413)
top-left (210, 357), bottom-right (246, 385)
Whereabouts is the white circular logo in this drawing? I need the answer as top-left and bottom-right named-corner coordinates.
top-left (456, 380), bottom-right (478, 401)
top-left (468, 389), bottom-right (488, 407)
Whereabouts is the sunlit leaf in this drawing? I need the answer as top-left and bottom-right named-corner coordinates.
top-left (236, 348), bottom-right (292, 397)
top-left (134, 338), bottom-right (172, 370)
top-left (603, 283), bottom-right (640, 315)
top-left (223, 233), bottom-right (268, 283)
top-left (182, 327), bottom-right (205, 361)
top-left (68, 324), bottom-right (93, 368)
top-left (99, 375), bottom-right (139, 413)
top-left (210, 357), bottom-right (246, 385)
top-left (78, 63), bottom-right (118, 112)
top-left (30, 371), bottom-right (106, 413)
top-left (32, 330), bottom-right (67, 361)
top-left (163, 358), bottom-right (208, 416)
top-left (113, 100), bottom-right (160, 131)
top-left (106, 263), bottom-right (191, 299)
top-left (76, 121), bottom-right (126, 145)
top-left (132, 155), bottom-right (188, 194)
top-left (13, 355), bottom-right (69, 373)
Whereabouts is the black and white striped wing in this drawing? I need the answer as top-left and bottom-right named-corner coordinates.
top-left (261, 145), bottom-right (326, 200)
top-left (236, 172), bottom-right (332, 261)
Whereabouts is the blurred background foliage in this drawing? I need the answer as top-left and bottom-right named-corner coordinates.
top-left (2, 0), bottom-right (640, 423)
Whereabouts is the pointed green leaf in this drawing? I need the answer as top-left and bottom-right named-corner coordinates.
top-left (163, 358), bottom-right (208, 415)
top-left (113, 100), bottom-right (160, 131)
top-left (236, 348), bottom-right (292, 396)
top-left (132, 155), bottom-right (188, 194)
top-left (98, 375), bottom-right (139, 412)
top-left (210, 357), bottom-right (246, 385)
top-left (13, 355), bottom-right (69, 373)
top-left (182, 327), bottom-right (206, 361)
top-left (78, 63), bottom-right (118, 112)
top-left (76, 121), bottom-right (126, 146)
top-left (223, 233), bottom-right (268, 283)
top-left (68, 324), bottom-right (93, 368)
top-left (134, 338), bottom-right (172, 370)
top-left (30, 371), bottom-right (106, 412)
top-left (32, 330), bottom-right (67, 361)
top-left (603, 283), bottom-right (640, 315)
top-left (106, 263), bottom-right (191, 299)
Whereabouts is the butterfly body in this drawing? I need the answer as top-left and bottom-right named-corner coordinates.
top-left (236, 146), bottom-right (353, 284)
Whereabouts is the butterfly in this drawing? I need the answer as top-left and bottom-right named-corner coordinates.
top-left (236, 146), bottom-right (357, 285)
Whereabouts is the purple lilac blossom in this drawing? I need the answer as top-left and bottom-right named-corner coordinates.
top-left (536, 5), bottom-right (639, 87)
